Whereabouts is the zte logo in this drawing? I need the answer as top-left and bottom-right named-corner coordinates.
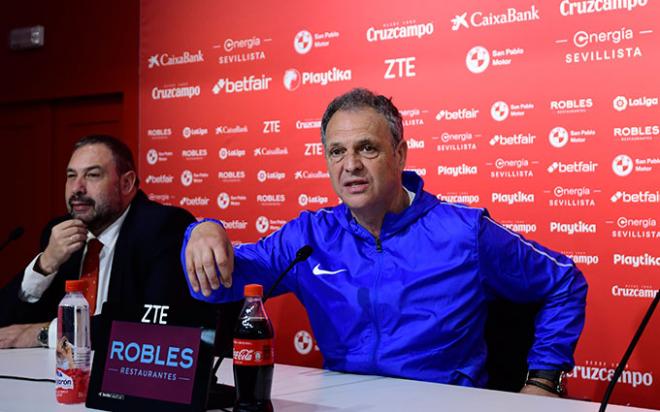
top-left (305, 143), bottom-right (324, 156)
top-left (384, 57), bottom-right (416, 79)
top-left (263, 120), bottom-right (280, 133)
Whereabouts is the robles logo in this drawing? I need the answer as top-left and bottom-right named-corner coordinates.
top-left (550, 98), bottom-right (593, 114)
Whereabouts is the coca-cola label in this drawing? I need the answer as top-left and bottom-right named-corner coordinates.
top-left (233, 339), bottom-right (274, 366)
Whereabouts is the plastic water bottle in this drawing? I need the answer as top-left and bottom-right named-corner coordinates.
top-left (233, 284), bottom-right (274, 412)
top-left (55, 280), bottom-right (91, 404)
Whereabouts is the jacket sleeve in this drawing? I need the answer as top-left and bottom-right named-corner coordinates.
top-left (181, 217), bottom-right (304, 304)
top-left (477, 211), bottom-right (588, 370)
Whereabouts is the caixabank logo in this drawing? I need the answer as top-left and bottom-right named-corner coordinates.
top-left (451, 5), bottom-right (540, 31)
top-left (148, 50), bottom-right (204, 69)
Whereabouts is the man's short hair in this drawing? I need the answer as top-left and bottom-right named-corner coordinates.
top-left (320, 88), bottom-right (404, 148)
top-left (73, 134), bottom-right (137, 180)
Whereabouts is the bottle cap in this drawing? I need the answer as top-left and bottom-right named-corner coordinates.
top-left (244, 284), bottom-right (263, 297)
top-left (65, 280), bottom-right (87, 292)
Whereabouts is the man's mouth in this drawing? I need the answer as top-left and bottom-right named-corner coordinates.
top-left (343, 179), bottom-right (369, 194)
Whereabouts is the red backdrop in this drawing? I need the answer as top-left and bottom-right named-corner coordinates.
top-left (139, 1), bottom-right (659, 408)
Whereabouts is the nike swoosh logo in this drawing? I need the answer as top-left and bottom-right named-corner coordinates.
top-left (312, 264), bottom-right (347, 276)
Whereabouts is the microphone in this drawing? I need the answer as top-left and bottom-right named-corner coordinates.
top-left (264, 245), bottom-right (313, 303)
top-left (0, 226), bottom-right (24, 252)
top-left (599, 289), bottom-right (659, 411)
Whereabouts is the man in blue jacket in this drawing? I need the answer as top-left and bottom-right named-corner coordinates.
top-left (182, 88), bottom-right (587, 396)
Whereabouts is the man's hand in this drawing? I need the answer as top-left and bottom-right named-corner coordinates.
top-left (0, 323), bottom-right (49, 349)
top-left (185, 221), bottom-right (234, 296)
top-left (520, 378), bottom-right (560, 397)
top-left (38, 219), bottom-right (87, 274)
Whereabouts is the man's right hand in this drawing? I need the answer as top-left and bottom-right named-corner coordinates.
top-left (185, 221), bottom-right (234, 296)
top-left (37, 219), bottom-right (87, 275)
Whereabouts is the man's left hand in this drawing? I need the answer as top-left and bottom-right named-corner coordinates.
top-left (520, 378), bottom-right (560, 397)
top-left (0, 323), bottom-right (48, 349)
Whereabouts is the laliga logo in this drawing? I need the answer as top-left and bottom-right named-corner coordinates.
top-left (294, 330), bottom-right (314, 355)
top-left (256, 216), bottom-right (270, 234)
top-left (490, 101), bottom-right (509, 121)
top-left (298, 194), bottom-right (309, 207)
top-left (612, 154), bottom-right (634, 176)
top-left (549, 127), bottom-right (570, 148)
top-left (466, 46), bottom-right (490, 74)
top-left (217, 192), bottom-right (230, 210)
top-left (613, 96), bottom-right (628, 112)
top-left (294, 30), bottom-right (313, 54)
top-left (146, 149), bottom-right (158, 165)
top-left (257, 170), bottom-right (267, 183)
top-left (283, 69), bottom-right (301, 91)
top-left (180, 170), bottom-right (193, 187)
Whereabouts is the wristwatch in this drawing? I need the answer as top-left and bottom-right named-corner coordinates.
top-left (37, 325), bottom-right (49, 348)
top-left (526, 369), bottom-right (566, 395)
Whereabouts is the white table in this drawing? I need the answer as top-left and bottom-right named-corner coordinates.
top-left (0, 348), bottom-right (655, 412)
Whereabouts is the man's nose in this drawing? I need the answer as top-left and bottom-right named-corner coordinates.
top-left (71, 176), bottom-right (87, 194)
top-left (343, 151), bottom-right (364, 172)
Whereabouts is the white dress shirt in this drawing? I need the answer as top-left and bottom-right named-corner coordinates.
top-left (19, 206), bottom-right (131, 347)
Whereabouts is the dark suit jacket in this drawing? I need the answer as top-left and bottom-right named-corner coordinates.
top-left (0, 190), bottom-right (214, 328)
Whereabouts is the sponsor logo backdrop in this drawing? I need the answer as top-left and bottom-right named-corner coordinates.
top-left (140, 1), bottom-right (659, 408)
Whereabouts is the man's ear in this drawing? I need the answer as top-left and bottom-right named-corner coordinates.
top-left (120, 170), bottom-right (137, 195)
top-left (396, 139), bottom-right (408, 169)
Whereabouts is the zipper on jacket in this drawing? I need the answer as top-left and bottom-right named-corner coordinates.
top-left (375, 236), bottom-right (382, 252)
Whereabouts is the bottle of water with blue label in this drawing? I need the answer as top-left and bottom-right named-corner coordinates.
top-left (55, 280), bottom-right (91, 404)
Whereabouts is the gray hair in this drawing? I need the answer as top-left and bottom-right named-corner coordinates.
top-left (320, 88), bottom-right (403, 148)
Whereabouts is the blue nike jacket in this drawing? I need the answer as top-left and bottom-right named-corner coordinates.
top-left (182, 172), bottom-right (587, 387)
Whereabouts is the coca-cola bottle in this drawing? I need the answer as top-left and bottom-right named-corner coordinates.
top-left (233, 284), bottom-right (274, 412)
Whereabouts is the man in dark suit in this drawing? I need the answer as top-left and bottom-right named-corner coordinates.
top-left (0, 134), bottom-right (212, 348)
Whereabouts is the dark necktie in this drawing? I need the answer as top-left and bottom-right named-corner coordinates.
top-left (80, 238), bottom-right (103, 314)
